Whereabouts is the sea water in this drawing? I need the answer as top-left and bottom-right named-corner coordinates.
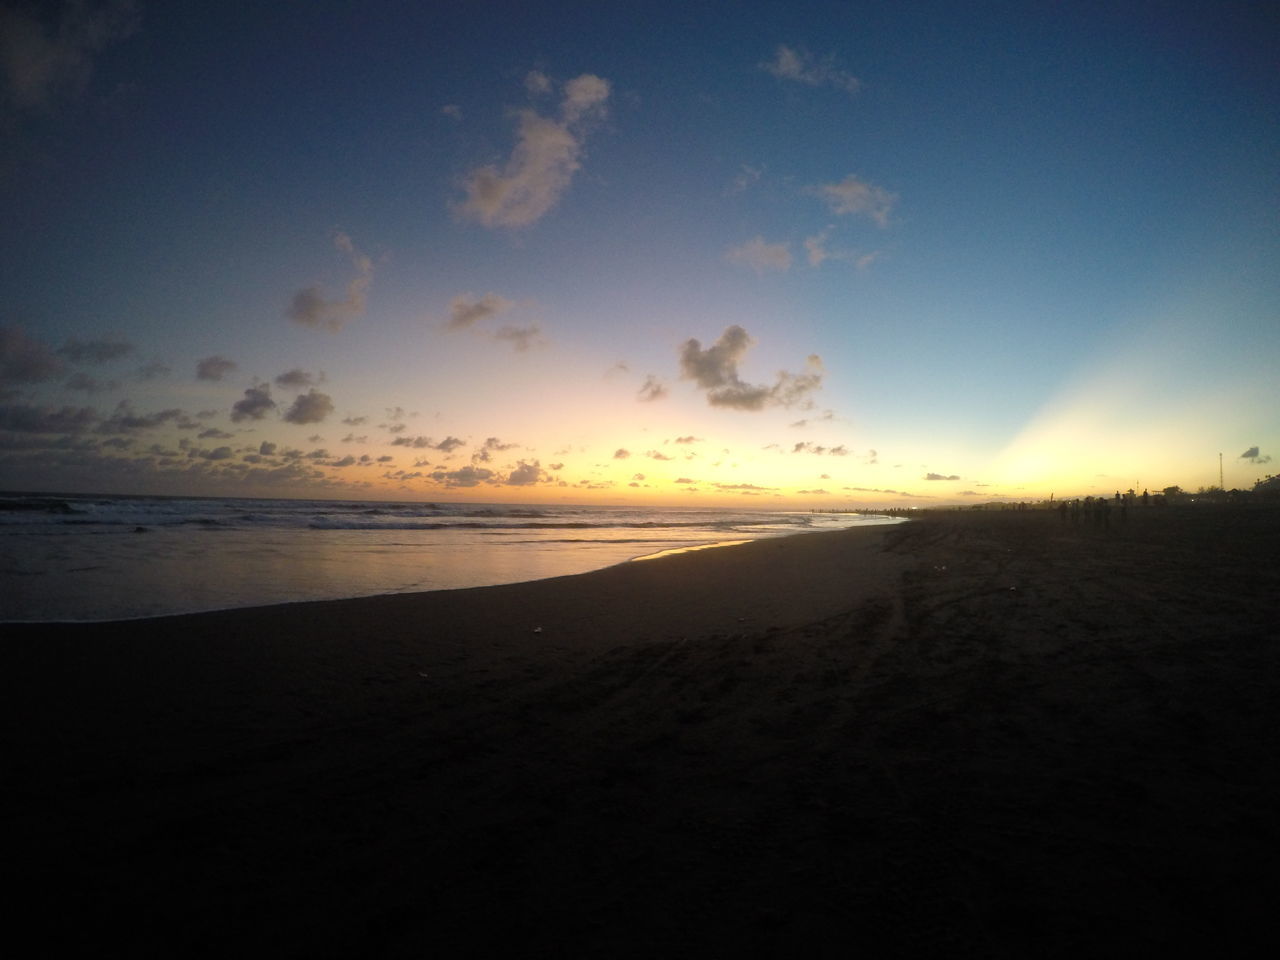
top-left (0, 494), bottom-right (900, 622)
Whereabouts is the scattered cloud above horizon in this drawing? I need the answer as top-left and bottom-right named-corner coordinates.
top-left (637, 374), bottom-right (667, 402)
top-left (231, 385), bottom-right (276, 422)
top-left (57, 337), bottom-right (133, 364)
top-left (275, 368), bottom-right (320, 389)
top-left (725, 236), bottom-right (792, 273)
top-left (446, 292), bottom-right (515, 330)
top-left (457, 72), bottom-right (610, 229)
top-left (444, 293), bottom-right (541, 350)
top-left (0, 0), bottom-right (138, 112)
top-left (728, 163), bottom-right (764, 194)
top-left (491, 324), bottom-right (543, 352)
top-left (473, 436), bottom-right (518, 463)
top-left (283, 389), bottom-right (334, 425)
top-left (1, 326), bottom-right (64, 384)
top-left (679, 325), bottom-right (823, 411)
top-left (286, 232), bottom-right (373, 331)
top-left (1239, 445), bottom-right (1272, 464)
top-left (760, 45), bottom-right (860, 95)
top-left (196, 355), bottom-right (237, 382)
top-left (813, 175), bottom-right (896, 227)
top-left (924, 472), bottom-right (960, 481)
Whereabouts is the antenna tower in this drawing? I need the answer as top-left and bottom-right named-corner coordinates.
top-left (1219, 452), bottom-right (1224, 490)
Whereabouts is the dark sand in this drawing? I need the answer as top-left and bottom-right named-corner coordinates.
top-left (3, 507), bottom-right (1278, 957)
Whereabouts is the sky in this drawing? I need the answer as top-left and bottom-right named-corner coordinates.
top-left (1, 0), bottom-right (1277, 507)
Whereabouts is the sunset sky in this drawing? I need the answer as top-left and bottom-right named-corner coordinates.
top-left (2, 1), bottom-right (1276, 506)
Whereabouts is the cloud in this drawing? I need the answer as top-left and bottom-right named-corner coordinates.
top-left (473, 436), bottom-right (517, 463)
top-left (446, 292), bottom-right (514, 330)
top-left (57, 337), bottom-right (133, 364)
top-left (790, 410), bottom-right (836, 428)
top-left (231, 385), bottom-right (276, 422)
top-left (457, 72), bottom-right (610, 228)
top-left (198, 427), bottom-right (233, 440)
top-left (679, 325), bottom-right (823, 411)
top-left (196, 355), bottom-right (237, 381)
top-left (435, 436), bottom-right (466, 453)
top-left (725, 236), bottom-right (792, 274)
top-left (924, 472), bottom-right (961, 481)
top-left (728, 163), bottom-right (763, 194)
top-left (492, 324), bottom-right (543, 352)
top-left (96, 403), bottom-right (186, 434)
top-left (791, 442), bottom-right (848, 456)
top-left (283, 389), bottom-right (334, 425)
top-left (614, 448), bottom-right (630, 459)
top-left (1239, 446), bottom-right (1272, 464)
top-left (430, 465), bottom-right (494, 488)
top-left (803, 229), bottom-right (867, 269)
top-left (813, 175), bottom-right (896, 227)
top-left (760, 45), bottom-right (860, 95)
top-left (287, 232), bottom-right (373, 331)
top-left (275, 368), bottom-right (319, 389)
top-left (0, 0), bottom-right (138, 111)
top-left (65, 371), bottom-right (116, 393)
top-left (390, 435), bottom-right (464, 452)
top-left (646, 450), bottom-right (674, 461)
top-left (637, 374), bottom-right (667, 402)
top-left (1, 326), bottom-right (64, 383)
top-left (259, 441), bottom-right (277, 455)
top-left (505, 460), bottom-right (545, 485)
top-left (136, 360), bottom-right (171, 380)
top-left (674, 435), bottom-right (701, 444)
top-left (0, 402), bottom-right (96, 433)
top-left (441, 103), bottom-right (462, 120)
top-left (444, 293), bottom-right (540, 350)
top-left (524, 70), bottom-right (552, 96)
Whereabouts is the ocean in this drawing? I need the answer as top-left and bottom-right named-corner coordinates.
top-left (0, 493), bottom-right (901, 622)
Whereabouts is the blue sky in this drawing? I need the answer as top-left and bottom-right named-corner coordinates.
top-left (2, 0), bottom-right (1276, 504)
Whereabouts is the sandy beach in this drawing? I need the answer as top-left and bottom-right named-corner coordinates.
top-left (3, 507), bottom-right (1278, 957)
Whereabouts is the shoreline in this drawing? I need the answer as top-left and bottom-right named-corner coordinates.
top-left (0, 505), bottom-right (901, 624)
top-left (3, 510), bottom-right (1278, 955)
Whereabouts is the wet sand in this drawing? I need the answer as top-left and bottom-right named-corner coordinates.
top-left (3, 507), bottom-right (1278, 956)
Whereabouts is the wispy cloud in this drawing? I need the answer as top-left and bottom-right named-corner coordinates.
top-left (472, 436), bottom-right (518, 463)
top-left (813, 174), bottom-right (896, 227)
top-left (761, 45), bottom-right (860, 95)
top-left (1, 326), bottom-right (64, 384)
top-left (445, 293), bottom-right (542, 351)
top-left (725, 236), bottom-right (792, 273)
top-left (0, 0), bottom-right (138, 111)
top-left (637, 374), bottom-right (667, 402)
top-left (57, 337), bottom-right (133, 364)
top-left (679, 325), bottom-right (823, 411)
top-left (1239, 445), bottom-right (1272, 464)
top-left (458, 72), bottom-right (610, 229)
top-left (492, 324), bottom-right (543, 352)
top-left (287, 232), bottom-right (373, 331)
top-left (196, 355), bottom-right (237, 382)
top-left (727, 163), bottom-right (763, 194)
top-left (446, 292), bottom-right (515, 330)
top-left (0, 402), bottom-right (96, 433)
top-left (275, 368), bottom-right (320, 389)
